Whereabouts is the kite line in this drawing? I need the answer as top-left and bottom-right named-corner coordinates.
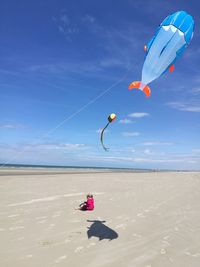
top-left (0, 68), bottom-right (131, 168)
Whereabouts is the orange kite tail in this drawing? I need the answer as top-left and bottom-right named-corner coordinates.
top-left (128, 81), bottom-right (151, 97)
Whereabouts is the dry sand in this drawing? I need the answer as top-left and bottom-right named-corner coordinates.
top-left (0, 169), bottom-right (200, 267)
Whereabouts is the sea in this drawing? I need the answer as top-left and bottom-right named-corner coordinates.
top-left (0, 163), bottom-right (154, 173)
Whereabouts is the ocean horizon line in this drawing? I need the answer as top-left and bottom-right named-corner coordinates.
top-left (0, 163), bottom-right (198, 172)
top-left (0, 163), bottom-right (150, 171)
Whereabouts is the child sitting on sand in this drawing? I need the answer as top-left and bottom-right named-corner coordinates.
top-left (79, 194), bottom-right (94, 211)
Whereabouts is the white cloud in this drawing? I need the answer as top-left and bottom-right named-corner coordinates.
top-left (34, 143), bottom-right (88, 150)
top-left (142, 142), bottom-right (173, 146)
top-left (122, 132), bottom-right (140, 137)
top-left (60, 14), bottom-right (70, 25)
top-left (1, 143), bottom-right (89, 152)
top-left (192, 149), bottom-right (200, 153)
top-left (144, 149), bottom-right (153, 155)
top-left (188, 160), bottom-right (197, 164)
top-left (100, 58), bottom-right (125, 68)
top-left (0, 123), bottom-right (24, 129)
top-left (53, 13), bottom-right (79, 40)
top-left (183, 107), bottom-right (200, 112)
top-left (119, 112), bottom-right (149, 126)
top-left (82, 15), bottom-right (95, 24)
top-left (192, 88), bottom-right (200, 94)
top-left (131, 158), bottom-right (185, 163)
top-left (29, 61), bottom-right (103, 76)
top-left (167, 101), bottom-right (200, 112)
top-left (87, 155), bottom-right (189, 164)
top-left (119, 119), bottom-right (132, 124)
top-left (128, 112), bottom-right (149, 118)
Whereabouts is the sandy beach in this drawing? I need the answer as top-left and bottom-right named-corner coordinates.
top-left (0, 169), bottom-right (200, 267)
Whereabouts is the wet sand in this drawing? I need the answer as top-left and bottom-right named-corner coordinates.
top-left (0, 169), bottom-right (200, 267)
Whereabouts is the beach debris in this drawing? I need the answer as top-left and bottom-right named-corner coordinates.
top-left (100, 113), bottom-right (116, 151)
top-left (128, 11), bottom-right (194, 97)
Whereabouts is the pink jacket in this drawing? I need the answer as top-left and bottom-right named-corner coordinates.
top-left (86, 197), bottom-right (94, 210)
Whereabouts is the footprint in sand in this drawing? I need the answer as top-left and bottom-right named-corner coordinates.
top-left (17, 237), bottom-right (25, 241)
top-left (9, 226), bottom-right (25, 231)
top-left (87, 242), bottom-right (96, 248)
top-left (149, 206), bottom-right (157, 211)
top-left (132, 233), bottom-right (142, 238)
top-left (160, 248), bottom-right (167, 255)
top-left (55, 255), bottom-right (67, 263)
top-left (69, 231), bottom-right (82, 238)
top-left (52, 214), bottom-right (61, 218)
top-left (40, 241), bottom-right (52, 246)
top-left (163, 235), bottom-right (170, 240)
top-left (48, 224), bottom-right (55, 229)
top-left (115, 224), bottom-right (127, 230)
top-left (162, 240), bottom-right (170, 246)
top-left (64, 239), bottom-right (71, 244)
top-left (15, 219), bottom-right (24, 224)
top-left (74, 246), bottom-right (83, 253)
top-left (21, 254), bottom-right (33, 259)
top-left (37, 220), bottom-right (46, 224)
top-left (70, 219), bottom-right (80, 223)
top-left (26, 255), bottom-right (33, 258)
top-left (36, 216), bottom-right (47, 220)
top-left (8, 214), bottom-right (19, 218)
top-left (137, 213), bottom-right (146, 218)
top-left (185, 251), bottom-right (200, 257)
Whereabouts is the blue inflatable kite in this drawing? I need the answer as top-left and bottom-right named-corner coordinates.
top-left (128, 11), bottom-right (194, 97)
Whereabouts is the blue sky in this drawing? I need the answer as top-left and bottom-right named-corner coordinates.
top-left (0, 0), bottom-right (200, 170)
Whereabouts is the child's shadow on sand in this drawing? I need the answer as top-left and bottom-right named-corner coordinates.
top-left (87, 220), bottom-right (118, 241)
